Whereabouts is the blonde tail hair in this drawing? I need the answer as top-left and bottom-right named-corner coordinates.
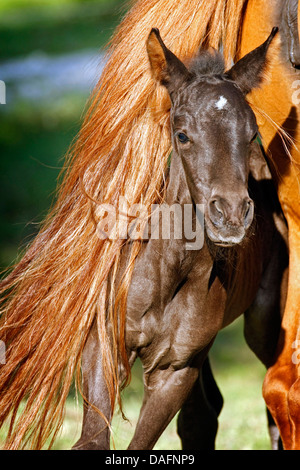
top-left (0, 0), bottom-right (247, 449)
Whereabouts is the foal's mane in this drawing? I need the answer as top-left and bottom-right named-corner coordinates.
top-left (189, 48), bottom-right (225, 76)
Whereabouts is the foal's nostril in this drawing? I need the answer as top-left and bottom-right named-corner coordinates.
top-left (243, 199), bottom-right (254, 228)
top-left (208, 196), bottom-right (254, 229)
top-left (208, 198), bottom-right (225, 227)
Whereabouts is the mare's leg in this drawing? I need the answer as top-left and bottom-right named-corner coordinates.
top-left (261, 211), bottom-right (300, 450)
top-left (72, 320), bottom-right (113, 450)
top-left (288, 375), bottom-right (300, 449)
top-left (177, 356), bottom-right (223, 450)
top-left (262, 225), bottom-right (300, 450)
top-left (263, 324), bottom-right (300, 450)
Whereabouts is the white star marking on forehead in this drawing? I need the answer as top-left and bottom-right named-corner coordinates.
top-left (215, 95), bottom-right (228, 110)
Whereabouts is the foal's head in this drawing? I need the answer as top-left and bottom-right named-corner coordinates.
top-left (147, 27), bottom-right (278, 247)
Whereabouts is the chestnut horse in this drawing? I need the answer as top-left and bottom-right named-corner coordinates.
top-left (0, 0), bottom-right (299, 450)
top-left (239, 0), bottom-right (300, 451)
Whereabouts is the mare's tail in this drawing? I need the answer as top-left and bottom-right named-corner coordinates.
top-left (0, 0), bottom-right (246, 449)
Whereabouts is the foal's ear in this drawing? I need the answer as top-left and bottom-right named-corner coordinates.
top-left (147, 28), bottom-right (191, 97)
top-left (225, 27), bottom-right (279, 95)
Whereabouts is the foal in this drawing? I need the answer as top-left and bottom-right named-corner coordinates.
top-left (74, 28), bottom-right (288, 449)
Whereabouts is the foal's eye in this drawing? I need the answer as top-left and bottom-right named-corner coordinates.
top-left (250, 132), bottom-right (258, 143)
top-left (176, 132), bottom-right (190, 144)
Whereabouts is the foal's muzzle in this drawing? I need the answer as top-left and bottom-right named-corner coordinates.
top-left (206, 195), bottom-right (254, 246)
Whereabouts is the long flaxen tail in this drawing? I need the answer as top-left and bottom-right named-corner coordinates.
top-left (0, 0), bottom-right (247, 449)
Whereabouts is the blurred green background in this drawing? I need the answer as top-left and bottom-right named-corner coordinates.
top-left (0, 0), bottom-right (271, 450)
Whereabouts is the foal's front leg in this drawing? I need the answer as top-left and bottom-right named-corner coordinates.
top-left (127, 346), bottom-right (212, 450)
top-left (127, 365), bottom-right (199, 450)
